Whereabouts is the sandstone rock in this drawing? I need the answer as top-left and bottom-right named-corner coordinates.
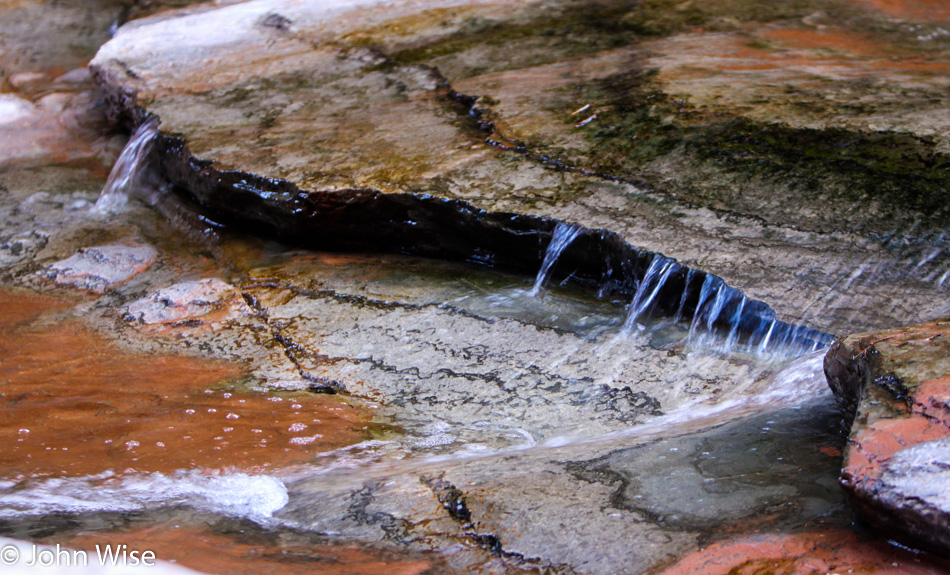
top-left (125, 278), bottom-right (248, 327)
top-left (658, 528), bottom-right (949, 574)
top-left (42, 243), bottom-right (157, 293)
top-left (824, 318), bottom-right (950, 554)
top-left (88, 0), bottom-right (950, 339)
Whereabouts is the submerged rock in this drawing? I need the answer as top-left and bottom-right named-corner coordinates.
top-left (125, 278), bottom-right (249, 328)
top-left (42, 243), bottom-right (157, 293)
top-left (825, 318), bottom-right (950, 554)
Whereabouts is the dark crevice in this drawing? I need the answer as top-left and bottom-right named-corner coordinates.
top-left (239, 290), bottom-right (342, 393)
top-left (90, 64), bottom-right (832, 355)
top-left (344, 485), bottom-right (414, 544)
top-left (421, 475), bottom-right (570, 571)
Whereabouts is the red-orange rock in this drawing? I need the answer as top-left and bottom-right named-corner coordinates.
top-left (42, 243), bottom-right (157, 293)
top-left (660, 528), bottom-right (950, 574)
top-left (825, 318), bottom-right (950, 555)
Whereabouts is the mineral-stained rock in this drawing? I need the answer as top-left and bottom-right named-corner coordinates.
top-left (658, 528), bottom-right (950, 574)
top-left (125, 278), bottom-right (249, 328)
top-left (42, 243), bottom-right (157, 293)
top-left (824, 318), bottom-right (950, 554)
top-left (88, 0), bottom-right (950, 340)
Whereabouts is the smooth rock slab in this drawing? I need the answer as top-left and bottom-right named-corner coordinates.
top-left (824, 318), bottom-right (950, 554)
top-left (42, 243), bottom-right (157, 293)
top-left (88, 0), bottom-right (950, 341)
top-left (125, 278), bottom-right (249, 327)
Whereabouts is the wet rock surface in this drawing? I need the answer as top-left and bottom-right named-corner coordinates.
top-left (1, 0), bottom-right (950, 572)
top-left (43, 243), bottom-right (157, 293)
top-left (825, 318), bottom-right (950, 555)
top-left (659, 527), bottom-right (950, 574)
top-left (89, 0), bottom-right (950, 337)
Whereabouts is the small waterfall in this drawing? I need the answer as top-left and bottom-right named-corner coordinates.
top-left (529, 222), bottom-right (583, 296)
top-left (620, 254), bottom-right (678, 336)
top-left (95, 118), bottom-right (160, 213)
top-left (755, 319), bottom-right (777, 355)
top-left (723, 294), bottom-right (747, 350)
top-left (605, 257), bottom-right (833, 357)
top-left (672, 269), bottom-right (694, 323)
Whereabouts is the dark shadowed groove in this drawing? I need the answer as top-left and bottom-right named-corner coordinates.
top-left (90, 65), bottom-right (832, 353)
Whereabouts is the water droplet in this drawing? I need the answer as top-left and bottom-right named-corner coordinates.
top-left (226, 413), bottom-right (239, 420)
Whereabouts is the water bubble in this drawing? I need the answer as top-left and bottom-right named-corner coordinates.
top-left (289, 435), bottom-right (323, 445)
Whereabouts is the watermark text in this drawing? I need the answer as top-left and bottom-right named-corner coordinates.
top-left (0, 543), bottom-right (157, 568)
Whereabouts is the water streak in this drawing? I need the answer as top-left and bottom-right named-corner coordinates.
top-left (529, 222), bottom-right (583, 296)
top-left (620, 255), bottom-right (679, 336)
top-left (724, 294), bottom-right (747, 350)
top-left (95, 118), bottom-right (160, 214)
top-left (672, 269), bottom-right (694, 323)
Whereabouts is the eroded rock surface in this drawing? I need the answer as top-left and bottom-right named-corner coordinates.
top-left (125, 277), bottom-right (248, 326)
top-left (42, 243), bottom-right (157, 292)
top-left (89, 0), bottom-right (950, 338)
top-left (825, 318), bottom-right (950, 554)
top-left (2, 0), bottom-right (949, 571)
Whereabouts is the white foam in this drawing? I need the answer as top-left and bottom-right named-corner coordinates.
top-left (0, 470), bottom-right (288, 523)
top-left (0, 94), bottom-right (36, 125)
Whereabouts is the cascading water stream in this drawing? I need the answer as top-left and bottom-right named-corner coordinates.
top-left (620, 254), bottom-right (679, 336)
top-left (528, 222), bottom-right (583, 296)
top-left (95, 118), bottom-right (159, 214)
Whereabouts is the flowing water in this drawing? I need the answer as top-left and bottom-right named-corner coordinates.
top-left (94, 117), bottom-right (159, 214)
top-left (0, 122), bottom-right (923, 571)
top-left (3, 0), bottom-right (950, 573)
top-left (528, 222), bottom-right (584, 296)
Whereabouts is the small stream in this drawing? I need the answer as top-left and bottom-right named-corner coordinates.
top-left (2, 0), bottom-right (950, 572)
